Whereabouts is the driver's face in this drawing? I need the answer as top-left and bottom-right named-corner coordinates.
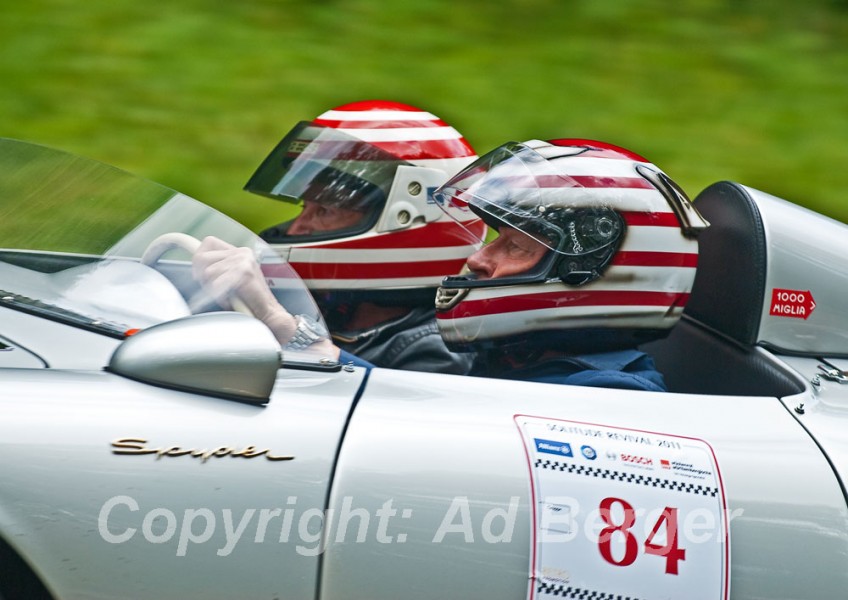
top-left (465, 227), bottom-right (548, 280)
top-left (286, 201), bottom-right (368, 236)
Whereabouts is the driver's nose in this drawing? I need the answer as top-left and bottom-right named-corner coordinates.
top-left (465, 246), bottom-right (495, 280)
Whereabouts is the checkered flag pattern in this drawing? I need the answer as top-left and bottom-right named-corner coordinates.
top-left (535, 458), bottom-right (718, 497)
top-left (538, 581), bottom-right (641, 599)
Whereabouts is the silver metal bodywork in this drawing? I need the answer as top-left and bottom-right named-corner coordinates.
top-left (0, 362), bottom-right (363, 600)
top-left (1, 139), bottom-right (847, 599)
top-left (324, 369), bottom-right (847, 600)
top-left (751, 187), bottom-right (848, 354)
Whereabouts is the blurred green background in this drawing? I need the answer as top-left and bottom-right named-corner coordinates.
top-left (2, 0), bottom-right (848, 230)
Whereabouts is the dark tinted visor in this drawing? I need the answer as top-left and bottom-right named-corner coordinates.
top-left (245, 121), bottom-right (410, 212)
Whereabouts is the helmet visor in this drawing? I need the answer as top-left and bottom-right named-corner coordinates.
top-left (433, 142), bottom-right (624, 257)
top-left (246, 122), bottom-right (412, 241)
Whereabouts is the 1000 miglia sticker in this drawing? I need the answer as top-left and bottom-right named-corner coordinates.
top-left (515, 415), bottom-right (729, 600)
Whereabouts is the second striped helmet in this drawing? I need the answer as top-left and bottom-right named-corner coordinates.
top-left (245, 100), bottom-right (485, 301)
top-left (433, 138), bottom-right (709, 352)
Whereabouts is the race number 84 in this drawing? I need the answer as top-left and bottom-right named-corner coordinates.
top-left (598, 497), bottom-right (685, 575)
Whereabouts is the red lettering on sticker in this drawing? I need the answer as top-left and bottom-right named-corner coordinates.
top-left (598, 497), bottom-right (639, 567)
top-left (644, 507), bottom-right (686, 575)
top-left (620, 454), bottom-right (653, 466)
top-left (769, 288), bottom-right (815, 320)
top-left (597, 497), bottom-right (687, 575)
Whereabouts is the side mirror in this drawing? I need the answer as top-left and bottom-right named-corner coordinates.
top-left (108, 312), bottom-right (282, 404)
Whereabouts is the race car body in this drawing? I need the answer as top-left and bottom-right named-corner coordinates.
top-left (0, 138), bottom-right (846, 600)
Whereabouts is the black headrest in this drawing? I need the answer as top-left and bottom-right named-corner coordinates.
top-left (684, 181), bottom-right (767, 345)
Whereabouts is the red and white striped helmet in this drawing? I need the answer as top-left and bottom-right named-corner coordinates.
top-left (433, 138), bottom-right (709, 352)
top-left (245, 100), bottom-right (486, 302)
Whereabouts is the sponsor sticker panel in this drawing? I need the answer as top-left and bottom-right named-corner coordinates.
top-left (516, 415), bottom-right (730, 600)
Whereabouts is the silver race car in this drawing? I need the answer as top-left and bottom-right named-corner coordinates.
top-left (0, 138), bottom-right (846, 600)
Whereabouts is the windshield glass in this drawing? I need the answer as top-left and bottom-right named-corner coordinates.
top-left (0, 138), bottom-right (330, 367)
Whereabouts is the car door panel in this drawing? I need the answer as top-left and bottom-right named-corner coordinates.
top-left (321, 368), bottom-right (848, 600)
top-left (0, 366), bottom-right (364, 600)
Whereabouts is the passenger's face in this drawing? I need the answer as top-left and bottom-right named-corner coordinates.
top-left (286, 201), bottom-right (367, 236)
top-left (465, 227), bottom-right (548, 280)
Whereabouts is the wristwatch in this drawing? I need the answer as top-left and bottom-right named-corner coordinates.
top-left (286, 314), bottom-right (329, 351)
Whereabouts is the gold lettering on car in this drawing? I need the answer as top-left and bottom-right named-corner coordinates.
top-left (111, 438), bottom-right (294, 463)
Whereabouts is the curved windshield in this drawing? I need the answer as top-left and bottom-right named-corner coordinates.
top-left (0, 138), bottom-right (330, 367)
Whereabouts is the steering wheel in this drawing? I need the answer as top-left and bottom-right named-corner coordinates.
top-left (140, 232), bottom-right (202, 265)
top-left (140, 233), bottom-right (254, 316)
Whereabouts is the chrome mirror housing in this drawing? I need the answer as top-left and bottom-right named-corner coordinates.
top-left (108, 312), bottom-right (282, 404)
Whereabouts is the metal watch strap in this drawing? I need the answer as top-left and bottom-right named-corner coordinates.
top-left (286, 314), bottom-right (325, 351)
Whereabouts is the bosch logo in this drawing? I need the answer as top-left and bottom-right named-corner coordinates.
top-left (620, 454), bottom-right (653, 466)
top-left (580, 445), bottom-right (597, 460)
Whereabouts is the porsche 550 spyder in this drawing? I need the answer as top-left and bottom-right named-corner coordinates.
top-left (0, 137), bottom-right (846, 600)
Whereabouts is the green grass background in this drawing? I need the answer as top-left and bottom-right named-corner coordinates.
top-left (2, 0), bottom-right (848, 231)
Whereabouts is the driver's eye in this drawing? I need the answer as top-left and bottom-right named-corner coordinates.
top-left (505, 239), bottom-right (531, 257)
